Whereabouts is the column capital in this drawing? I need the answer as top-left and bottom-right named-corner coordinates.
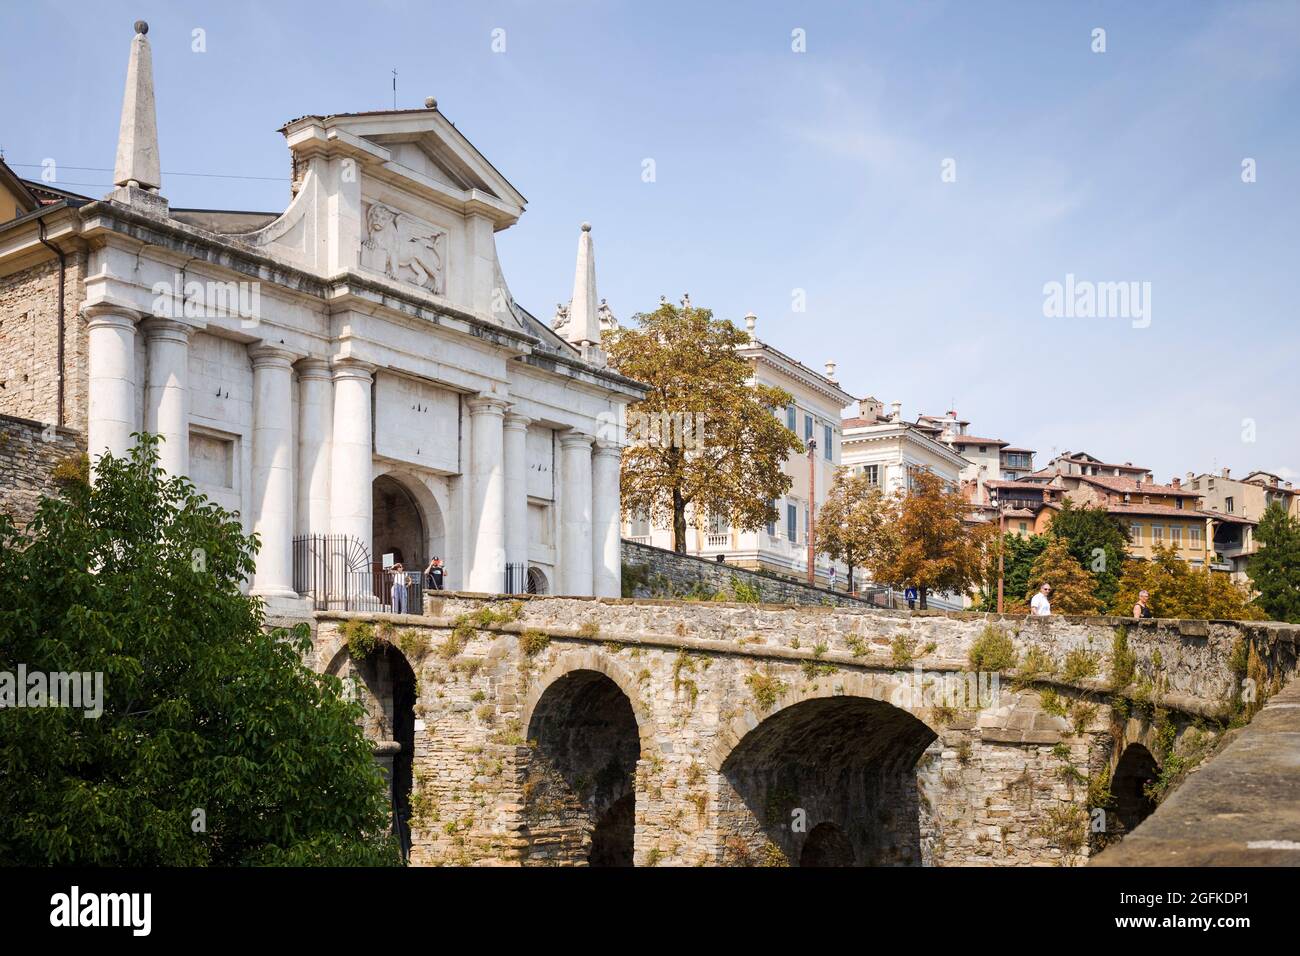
top-left (140, 316), bottom-right (192, 344)
top-left (559, 430), bottom-right (594, 449)
top-left (593, 440), bottom-right (623, 459)
top-left (330, 358), bottom-right (376, 383)
top-left (295, 357), bottom-right (333, 381)
top-left (248, 344), bottom-right (298, 369)
top-left (504, 409), bottom-right (533, 431)
top-left (467, 394), bottom-right (510, 417)
top-left (84, 304), bottom-right (141, 330)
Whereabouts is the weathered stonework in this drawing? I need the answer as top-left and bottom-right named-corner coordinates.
top-left (0, 252), bottom-right (89, 430)
top-left (622, 538), bottom-right (872, 608)
top-left (310, 596), bottom-right (1298, 867)
top-left (0, 414), bottom-right (85, 528)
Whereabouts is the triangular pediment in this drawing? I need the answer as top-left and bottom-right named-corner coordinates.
top-left (316, 109), bottom-right (526, 211)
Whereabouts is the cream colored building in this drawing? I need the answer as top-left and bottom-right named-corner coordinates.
top-left (1186, 468), bottom-right (1298, 581)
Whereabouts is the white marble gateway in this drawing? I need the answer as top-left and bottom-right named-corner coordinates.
top-left (79, 22), bottom-right (644, 607)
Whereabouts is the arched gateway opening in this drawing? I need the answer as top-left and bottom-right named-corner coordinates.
top-left (372, 475), bottom-right (427, 572)
top-left (329, 644), bottom-right (418, 860)
top-left (718, 696), bottom-right (936, 866)
top-left (1112, 743), bottom-right (1160, 836)
top-left (523, 670), bottom-right (640, 866)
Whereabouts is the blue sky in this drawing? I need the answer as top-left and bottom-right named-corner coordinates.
top-left (4, 0), bottom-right (1298, 485)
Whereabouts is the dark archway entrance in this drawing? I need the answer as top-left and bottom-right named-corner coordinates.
top-left (372, 475), bottom-right (426, 573)
top-left (343, 644), bottom-right (418, 860)
top-left (718, 696), bottom-right (936, 866)
top-left (1112, 743), bottom-right (1160, 836)
top-left (800, 821), bottom-right (855, 867)
top-left (523, 670), bottom-right (640, 866)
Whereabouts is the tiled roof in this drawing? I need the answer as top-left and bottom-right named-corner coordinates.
top-left (1106, 503), bottom-right (1218, 519)
top-left (950, 436), bottom-right (1008, 447)
top-left (1076, 474), bottom-right (1200, 497)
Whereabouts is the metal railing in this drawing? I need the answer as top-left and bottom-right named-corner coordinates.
top-left (292, 534), bottom-right (423, 613)
top-left (504, 562), bottom-right (528, 595)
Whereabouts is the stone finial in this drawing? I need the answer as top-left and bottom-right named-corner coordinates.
top-left (112, 20), bottom-right (162, 193)
top-left (744, 311), bottom-right (757, 341)
top-left (825, 360), bottom-right (837, 380)
top-left (425, 96), bottom-right (437, 109)
top-left (559, 221), bottom-right (602, 352)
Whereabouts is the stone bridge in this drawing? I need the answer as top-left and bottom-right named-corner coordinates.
top-left (308, 595), bottom-right (1299, 867)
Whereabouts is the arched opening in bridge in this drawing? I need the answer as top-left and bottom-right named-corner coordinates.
top-left (523, 670), bottom-right (639, 866)
top-left (718, 696), bottom-right (936, 866)
top-left (799, 821), bottom-right (855, 867)
top-left (329, 643), bottom-right (418, 860)
top-left (1112, 743), bottom-right (1160, 835)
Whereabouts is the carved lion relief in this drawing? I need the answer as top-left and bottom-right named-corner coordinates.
top-left (360, 201), bottom-right (447, 294)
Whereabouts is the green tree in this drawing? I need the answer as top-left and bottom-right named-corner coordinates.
top-left (870, 468), bottom-right (992, 609)
top-left (1024, 539), bottom-right (1102, 615)
top-left (0, 436), bottom-right (400, 865)
top-left (817, 467), bottom-right (898, 592)
top-left (977, 532), bottom-right (1048, 612)
top-left (1111, 544), bottom-right (1264, 621)
top-left (1247, 502), bottom-right (1300, 622)
top-left (1045, 499), bottom-right (1129, 606)
top-left (606, 300), bottom-right (803, 552)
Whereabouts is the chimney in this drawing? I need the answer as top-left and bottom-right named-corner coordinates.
top-left (890, 401), bottom-right (902, 422)
top-left (1171, 477), bottom-right (1181, 489)
top-left (1222, 467), bottom-right (1231, 479)
top-left (109, 21), bottom-right (167, 215)
top-left (857, 397), bottom-right (878, 422)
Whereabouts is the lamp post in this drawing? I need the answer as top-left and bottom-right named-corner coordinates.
top-left (807, 438), bottom-right (817, 586)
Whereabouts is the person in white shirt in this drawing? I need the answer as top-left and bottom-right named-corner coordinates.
top-left (1030, 583), bottom-right (1052, 616)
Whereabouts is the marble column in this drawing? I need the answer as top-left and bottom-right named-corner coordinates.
top-left (592, 440), bottom-right (623, 598)
top-left (503, 410), bottom-right (532, 590)
top-left (296, 358), bottom-right (333, 536)
top-left (85, 306), bottom-right (138, 474)
top-left (248, 346), bottom-right (298, 598)
top-left (559, 431), bottom-right (594, 596)
top-left (329, 361), bottom-right (374, 552)
top-left (141, 317), bottom-right (190, 477)
top-left (466, 396), bottom-right (508, 593)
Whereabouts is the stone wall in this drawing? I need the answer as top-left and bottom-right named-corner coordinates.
top-left (621, 538), bottom-right (874, 608)
top-left (0, 414), bottom-right (85, 529)
top-left (311, 595), bottom-right (1298, 867)
top-left (0, 252), bottom-right (89, 431)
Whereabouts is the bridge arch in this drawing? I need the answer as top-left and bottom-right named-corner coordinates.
top-left (521, 664), bottom-right (643, 866)
top-left (712, 672), bottom-right (939, 867)
top-left (323, 637), bottom-right (419, 859)
top-left (521, 651), bottom-right (659, 751)
top-left (706, 669), bottom-right (941, 772)
top-left (1110, 742), bottom-right (1160, 836)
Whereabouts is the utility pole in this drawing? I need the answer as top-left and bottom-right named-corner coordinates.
top-left (807, 438), bottom-right (817, 586)
top-left (996, 501), bottom-right (1006, 613)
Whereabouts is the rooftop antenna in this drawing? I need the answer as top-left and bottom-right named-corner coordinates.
top-left (392, 68), bottom-right (397, 109)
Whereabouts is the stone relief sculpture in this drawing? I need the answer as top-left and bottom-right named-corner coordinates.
top-left (552, 302), bottom-right (570, 331)
top-left (597, 297), bottom-right (618, 332)
top-left (361, 201), bottom-right (446, 294)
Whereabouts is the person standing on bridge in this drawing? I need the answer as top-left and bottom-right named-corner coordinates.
top-left (1030, 583), bottom-right (1052, 616)
top-left (1133, 589), bottom-right (1153, 620)
top-left (390, 562), bottom-right (410, 615)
